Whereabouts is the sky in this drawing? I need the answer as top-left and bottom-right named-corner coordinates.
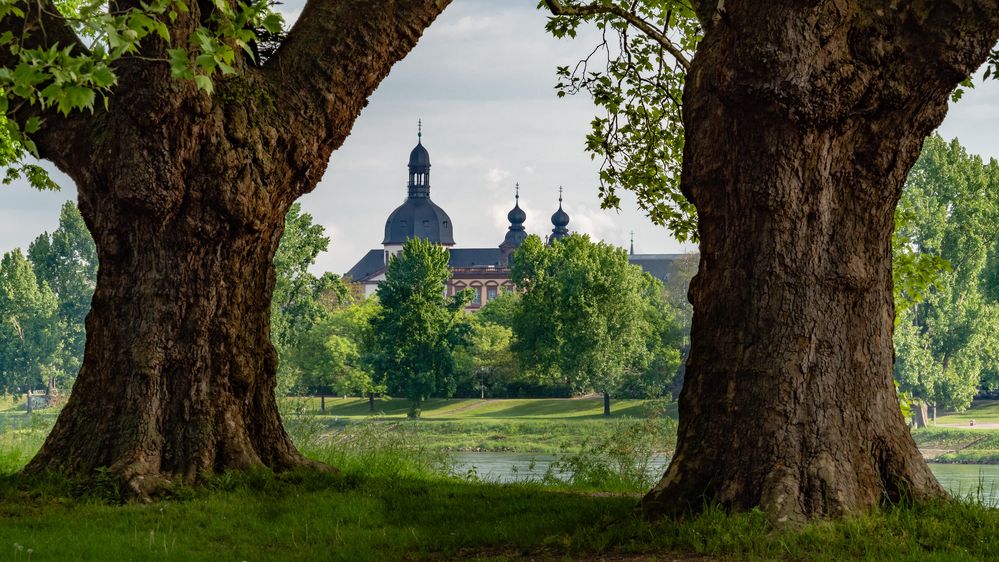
top-left (2, 0), bottom-right (999, 274)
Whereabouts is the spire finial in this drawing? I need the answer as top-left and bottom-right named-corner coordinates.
top-left (558, 185), bottom-right (563, 205)
top-left (630, 231), bottom-right (635, 255)
top-left (515, 182), bottom-right (520, 202)
top-left (418, 119), bottom-right (422, 142)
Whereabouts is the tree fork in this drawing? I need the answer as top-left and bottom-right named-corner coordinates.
top-left (16, 0), bottom-right (452, 496)
top-left (642, 0), bottom-right (999, 522)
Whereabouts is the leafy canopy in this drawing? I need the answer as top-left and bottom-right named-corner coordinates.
top-left (369, 238), bottom-right (470, 417)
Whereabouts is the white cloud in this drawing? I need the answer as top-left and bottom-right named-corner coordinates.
top-left (435, 15), bottom-right (499, 38)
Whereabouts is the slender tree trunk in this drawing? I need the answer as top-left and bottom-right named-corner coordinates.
top-left (643, 1), bottom-right (999, 523)
top-left (603, 391), bottom-right (611, 417)
top-left (369, 392), bottom-right (375, 412)
top-left (321, 394), bottom-right (326, 416)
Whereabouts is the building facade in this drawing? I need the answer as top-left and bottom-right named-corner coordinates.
top-left (344, 131), bottom-right (685, 309)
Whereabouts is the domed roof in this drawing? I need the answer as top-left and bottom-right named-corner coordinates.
top-left (383, 197), bottom-right (455, 246)
top-left (551, 204), bottom-right (569, 227)
top-left (508, 202), bottom-right (526, 225)
top-left (409, 142), bottom-right (431, 169)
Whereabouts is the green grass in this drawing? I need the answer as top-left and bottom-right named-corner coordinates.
top-left (1, 468), bottom-right (998, 561)
top-left (935, 400), bottom-right (999, 425)
top-left (281, 396), bottom-right (665, 420)
top-left (2, 398), bottom-right (999, 560)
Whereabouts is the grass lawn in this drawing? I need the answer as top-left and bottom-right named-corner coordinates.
top-left (1, 397), bottom-right (999, 559)
top-left (276, 397), bottom-right (677, 454)
top-left (281, 396), bottom-right (665, 420)
top-left (936, 400), bottom-right (999, 426)
top-left (1, 467), bottom-right (999, 561)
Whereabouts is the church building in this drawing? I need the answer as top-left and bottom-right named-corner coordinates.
top-left (344, 129), bottom-right (683, 310)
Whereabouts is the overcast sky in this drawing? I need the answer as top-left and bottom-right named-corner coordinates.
top-left (2, 0), bottom-right (999, 274)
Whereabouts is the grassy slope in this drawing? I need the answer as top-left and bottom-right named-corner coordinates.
top-left (278, 397), bottom-right (676, 453)
top-left (282, 396), bottom-right (660, 420)
top-left (935, 400), bottom-right (999, 425)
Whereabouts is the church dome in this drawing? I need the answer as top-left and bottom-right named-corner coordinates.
top-left (383, 197), bottom-right (455, 245)
top-left (409, 142), bottom-right (431, 169)
top-left (508, 203), bottom-right (526, 225)
top-left (551, 204), bottom-right (569, 227)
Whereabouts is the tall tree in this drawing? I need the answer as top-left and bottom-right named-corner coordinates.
top-left (544, 0), bottom-right (999, 521)
top-left (0, 250), bottom-right (59, 395)
top-left (7, 0), bottom-right (452, 496)
top-left (270, 203), bottom-right (350, 394)
top-left (369, 238), bottom-right (469, 418)
top-left (27, 201), bottom-right (98, 389)
top-left (511, 234), bottom-right (655, 415)
top-left (893, 136), bottom-right (999, 416)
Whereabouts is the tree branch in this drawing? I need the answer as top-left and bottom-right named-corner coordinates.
top-left (544, 0), bottom-right (691, 69)
top-left (0, 0), bottom-right (96, 170)
top-left (260, 0), bottom-right (450, 165)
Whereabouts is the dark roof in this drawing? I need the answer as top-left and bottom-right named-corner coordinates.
top-left (449, 248), bottom-right (503, 268)
top-left (507, 202), bottom-right (526, 225)
top-left (409, 142), bottom-right (430, 169)
top-left (345, 249), bottom-right (385, 282)
top-left (383, 197), bottom-right (456, 245)
top-left (346, 247), bottom-right (507, 281)
top-left (628, 253), bottom-right (687, 283)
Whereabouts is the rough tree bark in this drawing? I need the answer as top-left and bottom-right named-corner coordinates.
top-left (642, 1), bottom-right (999, 523)
top-left (7, 0), bottom-right (451, 498)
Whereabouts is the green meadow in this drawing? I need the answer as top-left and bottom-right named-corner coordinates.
top-left (1, 397), bottom-right (999, 560)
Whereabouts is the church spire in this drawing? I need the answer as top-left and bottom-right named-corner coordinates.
top-left (630, 231), bottom-right (635, 255)
top-left (407, 120), bottom-right (431, 197)
top-left (500, 182), bottom-right (528, 263)
top-left (549, 186), bottom-right (570, 244)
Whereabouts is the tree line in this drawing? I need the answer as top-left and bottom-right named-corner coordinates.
top-left (3, 136), bottom-right (998, 425)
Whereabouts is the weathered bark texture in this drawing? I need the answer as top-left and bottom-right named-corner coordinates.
top-left (643, 1), bottom-right (999, 523)
top-left (15, 0), bottom-right (451, 497)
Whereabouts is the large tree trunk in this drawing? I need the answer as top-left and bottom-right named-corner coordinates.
top-left (18, 0), bottom-right (451, 498)
top-left (28, 189), bottom-right (307, 496)
top-left (643, 1), bottom-right (999, 523)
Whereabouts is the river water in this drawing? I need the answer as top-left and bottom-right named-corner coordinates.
top-left (454, 452), bottom-right (999, 505)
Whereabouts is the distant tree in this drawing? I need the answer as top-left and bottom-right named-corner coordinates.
top-left (625, 274), bottom-right (683, 399)
top-left (290, 297), bottom-right (382, 400)
top-left (893, 136), bottom-right (999, 420)
top-left (454, 317), bottom-right (518, 398)
top-left (27, 201), bottom-right (97, 389)
top-left (370, 238), bottom-right (470, 418)
top-left (511, 234), bottom-right (655, 415)
top-left (0, 250), bottom-right (59, 395)
top-left (475, 291), bottom-right (520, 329)
top-left (270, 203), bottom-right (350, 394)
top-left (661, 253), bottom-right (696, 343)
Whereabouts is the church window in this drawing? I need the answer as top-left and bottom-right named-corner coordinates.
top-left (472, 287), bottom-right (482, 305)
top-left (486, 286), bottom-right (497, 301)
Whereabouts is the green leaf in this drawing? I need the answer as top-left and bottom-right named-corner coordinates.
top-left (262, 12), bottom-right (284, 34)
top-left (193, 74), bottom-right (214, 94)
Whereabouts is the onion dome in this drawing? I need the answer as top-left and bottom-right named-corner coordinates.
top-left (548, 187), bottom-right (570, 244)
top-left (500, 183), bottom-right (528, 262)
top-left (382, 122), bottom-right (456, 246)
